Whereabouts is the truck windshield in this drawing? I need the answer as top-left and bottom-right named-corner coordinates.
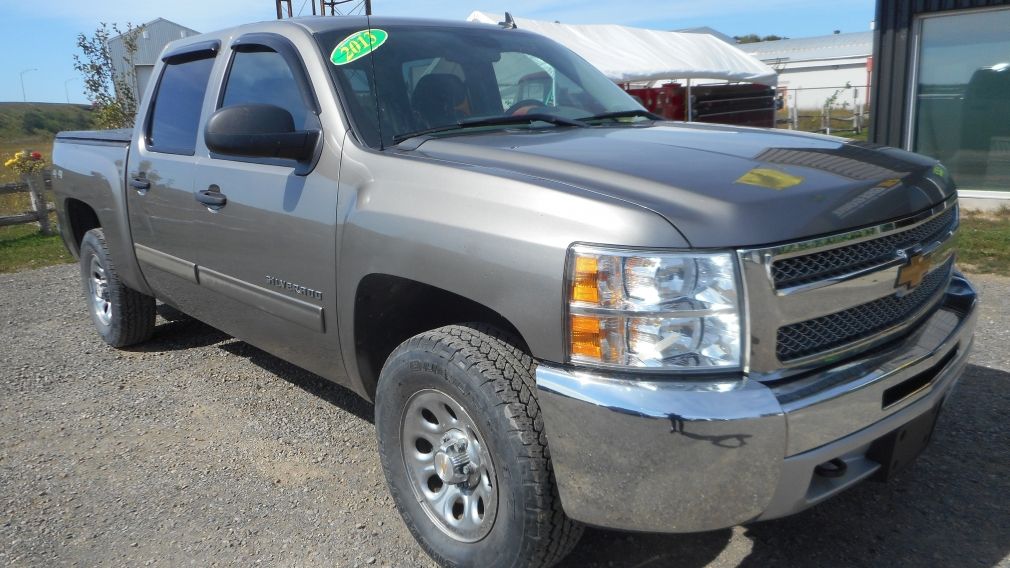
top-left (316, 24), bottom-right (647, 148)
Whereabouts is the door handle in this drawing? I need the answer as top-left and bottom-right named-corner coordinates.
top-left (196, 187), bottom-right (227, 207)
top-left (130, 177), bottom-right (150, 191)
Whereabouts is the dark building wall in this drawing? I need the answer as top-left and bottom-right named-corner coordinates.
top-left (870, 0), bottom-right (1010, 147)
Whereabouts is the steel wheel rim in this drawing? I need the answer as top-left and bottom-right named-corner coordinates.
top-left (400, 388), bottom-right (498, 542)
top-left (88, 254), bottom-right (112, 326)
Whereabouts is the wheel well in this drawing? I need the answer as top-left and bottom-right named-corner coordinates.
top-left (64, 198), bottom-right (100, 255)
top-left (354, 274), bottom-right (530, 399)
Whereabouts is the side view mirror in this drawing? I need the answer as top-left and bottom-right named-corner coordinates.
top-left (204, 104), bottom-right (319, 162)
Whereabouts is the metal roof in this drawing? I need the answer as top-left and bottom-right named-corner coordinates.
top-left (742, 31), bottom-right (873, 63)
top-left (108, 18), bottom-right (200, 66)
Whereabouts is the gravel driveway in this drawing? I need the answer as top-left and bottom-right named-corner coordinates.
top-left (2, 264), bottom-right (1008, 567)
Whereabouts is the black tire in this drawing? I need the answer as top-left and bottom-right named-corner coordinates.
top-left (79, 228), bottom-right (156, 347)
top-left (375, 324), bottom-right (583, 568)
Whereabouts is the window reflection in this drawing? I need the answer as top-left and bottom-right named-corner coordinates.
top-left (914, 9), bottom-right (1010, 191)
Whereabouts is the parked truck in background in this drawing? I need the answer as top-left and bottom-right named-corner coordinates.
top-left (52, 16), bottom-right (977, 568)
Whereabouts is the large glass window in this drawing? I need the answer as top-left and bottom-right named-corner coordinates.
top-left (147, 56), bottom-right (215, 155)
top-left (913, 8), bottom-right (1010, 191)
top-left (317, 26), bottom-right (644, 148)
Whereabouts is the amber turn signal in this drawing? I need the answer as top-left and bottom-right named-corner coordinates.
top-left (571, 256), bottom-right (600, 304)
top-left (570, 314), bottom-right (603, 359)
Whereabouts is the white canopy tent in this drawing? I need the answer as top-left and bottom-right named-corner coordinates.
top-left (466, 11), bottom-right (778, 87)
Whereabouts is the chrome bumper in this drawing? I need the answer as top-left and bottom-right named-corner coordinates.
top-left (536, 274), bottom-right (977, 533)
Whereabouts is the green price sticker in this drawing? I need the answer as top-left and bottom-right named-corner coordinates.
top-left (330, 29), bottom-right (388, 65)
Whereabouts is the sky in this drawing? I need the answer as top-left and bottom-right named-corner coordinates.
top-left (1, 0), bottom-right (875, 104)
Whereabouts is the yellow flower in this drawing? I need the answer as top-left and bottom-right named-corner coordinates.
top-left (4, 158), bottom-right (15, 168)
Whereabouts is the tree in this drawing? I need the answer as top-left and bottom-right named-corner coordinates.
top-left (73, 23), bottom-right (143, 129)
top-left (734, 34), bottom-right (789, 44)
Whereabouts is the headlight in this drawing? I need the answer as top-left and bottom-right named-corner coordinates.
top-left (566, 245), bottom-right (743, 370)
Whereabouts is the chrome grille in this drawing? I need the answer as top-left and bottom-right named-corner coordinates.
top-left (739, 196), bottom-right (960, 379)
top-left (772, 206), bottom-right (957, 288)
top-left (776, 259), bottom-right (953, 362)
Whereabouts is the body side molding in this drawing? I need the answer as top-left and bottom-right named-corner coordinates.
top-left (135, 244), bottom-right (199, 284)
top-left (198, 266), bottom-right (325, 333)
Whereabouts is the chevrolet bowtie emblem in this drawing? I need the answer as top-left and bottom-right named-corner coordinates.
top-left (896, 252), bottom-right (931, 291)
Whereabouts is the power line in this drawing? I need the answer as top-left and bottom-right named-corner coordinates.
top-left (321, 0), bottom-right (369, 15)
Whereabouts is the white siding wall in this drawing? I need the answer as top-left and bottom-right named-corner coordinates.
top-left (135, 65), bottom-right (155, 102)
top-left (774, 58), bottom-right (871, 109)
top-left (108, 19), bottom-right (198, 103)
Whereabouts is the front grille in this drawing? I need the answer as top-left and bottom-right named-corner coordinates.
top-left (776, 259), bottom-right (953, 362)
top-left (772, 206), bottom-right (957, 288)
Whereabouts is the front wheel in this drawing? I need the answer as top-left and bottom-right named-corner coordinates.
top-left (79, 228), bottom-right (156, 347)
top-left (375, 325), bottom-right (583, 568)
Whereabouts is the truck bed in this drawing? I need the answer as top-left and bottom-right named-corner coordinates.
top-left (52, 127), bottom-right (145, 296)
top-left (55, 129), bottom-right (132, 145)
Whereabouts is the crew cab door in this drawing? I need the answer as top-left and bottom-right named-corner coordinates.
top-left (189, 34), bottom-right (341, 378)
top-left (127, 45), bottom-right (218, 309)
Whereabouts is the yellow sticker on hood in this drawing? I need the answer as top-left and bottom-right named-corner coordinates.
top-left (735, 168), bottom-right (805, 191)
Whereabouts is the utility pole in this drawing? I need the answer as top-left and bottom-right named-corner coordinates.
top-left (365, 0), bottom-right (371, 15)
top-left (276, 0), bottom-right (292, 19)
top-left (64, 78), bottom-right (77, 104)
top-left (20, 68), bottom-right (38, 103)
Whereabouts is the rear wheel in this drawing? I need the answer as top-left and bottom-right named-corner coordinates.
top-left (375, 325), bottom-right (583, 568)
top-left (79, 228), bottom-right (156, 347)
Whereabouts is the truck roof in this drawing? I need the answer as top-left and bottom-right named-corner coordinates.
top-left (172, 15), bottom-right (505, 44)
top-left (156, 16), bottom-right (521, 61)
top-left (293, 15), bottom-right (504, 33)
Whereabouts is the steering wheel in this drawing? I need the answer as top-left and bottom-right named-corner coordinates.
top-left (506, 99), bottom-right (550, 116)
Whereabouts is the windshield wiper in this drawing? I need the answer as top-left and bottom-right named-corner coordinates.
top-left (392, 113), bottom-right (588, 145)
top-left (578, 109), bottom-right (662, 123)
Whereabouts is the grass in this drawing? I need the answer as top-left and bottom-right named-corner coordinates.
top-left (0, 219), bottom-right (72, 274)
top-left (959, 207), bottom-right (1010, 277)
top-left (0, 102), bottom-right (94, 143)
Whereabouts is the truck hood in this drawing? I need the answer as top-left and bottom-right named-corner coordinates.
top-left (409, 122), bottom-right (954, 248)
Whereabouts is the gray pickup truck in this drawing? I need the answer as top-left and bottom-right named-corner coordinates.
top-left (52, 16), bottom-right (977, 568)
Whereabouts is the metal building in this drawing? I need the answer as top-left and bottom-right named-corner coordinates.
top-left (871, 0), bottom-right (1010, 200)
top-left (108, 18), bottom-right (200, 103)
top-left (743, 32), bottom-right (874, 110)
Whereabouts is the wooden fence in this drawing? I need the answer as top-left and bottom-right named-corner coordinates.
top-left (0, 177), bottom-right (54, 235)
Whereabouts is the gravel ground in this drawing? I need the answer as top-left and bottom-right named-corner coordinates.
top-left (1, 264), bottom-right (1008, 567)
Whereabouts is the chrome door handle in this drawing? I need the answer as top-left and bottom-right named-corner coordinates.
top-left (130, 177), bottom-right (150, 191)
top-left (196, 188), bottom-right (227, 207)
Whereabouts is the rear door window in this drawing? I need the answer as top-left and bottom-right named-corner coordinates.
top-left (147, 56), bottom-right (215, 155)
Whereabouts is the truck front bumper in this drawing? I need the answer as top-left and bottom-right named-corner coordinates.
top-left (536, 274), bottom-right (977, 533)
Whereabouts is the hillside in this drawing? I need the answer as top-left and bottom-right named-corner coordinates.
top-left (0, 102), bottom-right (96, 143)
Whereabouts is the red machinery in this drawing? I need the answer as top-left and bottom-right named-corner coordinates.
top-left (625, 82), bottom-right (779, 128)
